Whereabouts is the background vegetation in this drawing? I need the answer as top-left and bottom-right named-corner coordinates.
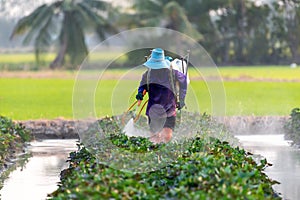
top-left (0, 2), bottom-right (298, 198)
top-left (3, 0), bottom-right (300, 69)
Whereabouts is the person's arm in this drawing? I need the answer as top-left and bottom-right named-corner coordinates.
top-left (136, 71), bottom-right (148, 100)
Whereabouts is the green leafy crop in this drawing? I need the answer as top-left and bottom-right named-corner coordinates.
top-left (49, 113), bottom-right (280, 199)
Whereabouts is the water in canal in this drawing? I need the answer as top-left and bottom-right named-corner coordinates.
top-left (0, 139), bottom-right (77, 200)
top-left (0, 135), bottom-right (299, 200)
top-left (236, 134), bottom-right (300, 200)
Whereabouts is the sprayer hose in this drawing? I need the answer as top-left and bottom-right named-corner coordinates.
top-left (121, 99), bottom-right (148, 125)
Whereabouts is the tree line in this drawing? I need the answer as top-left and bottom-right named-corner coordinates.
top-left (10, 0), bottom-right (300, 68)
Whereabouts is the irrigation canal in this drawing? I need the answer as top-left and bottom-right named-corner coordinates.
top-left (236, 134), bottom-right (300, 200)
top-left (0, 135), bottom-right (299, 200)
top-left (0, 139), bottom-right (77, 200)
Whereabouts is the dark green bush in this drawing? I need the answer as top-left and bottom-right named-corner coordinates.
top-left (284, 108), bottom-right (300, 145)
top-left (0, 116), bottom-right (31, 168)
top-left (0, 116), bottom-right (31, 142)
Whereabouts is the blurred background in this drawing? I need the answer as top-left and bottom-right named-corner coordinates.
top-left (1, 0), bottom-right (300, 69)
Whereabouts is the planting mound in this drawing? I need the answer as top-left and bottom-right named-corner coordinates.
top-left (49, 112), bottom-right (280, 199)
top-left (78, 112), bottom-right (238, 172)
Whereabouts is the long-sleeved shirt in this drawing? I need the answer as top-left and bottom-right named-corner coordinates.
top-left (138, 68), bottom-right (187, 118)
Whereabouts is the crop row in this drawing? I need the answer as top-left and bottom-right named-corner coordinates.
top-left (49, 113), bottom-right (281, 199)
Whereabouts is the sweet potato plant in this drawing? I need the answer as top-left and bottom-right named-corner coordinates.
top-left (50, 113), bottom-right (281, 199)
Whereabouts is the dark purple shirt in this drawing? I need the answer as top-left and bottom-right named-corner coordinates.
top-left (138, 68), bottom-right (187, 118)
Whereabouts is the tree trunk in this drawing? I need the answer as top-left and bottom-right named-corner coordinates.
top-left (50, 33), bottom-right (67, 69)
top-left (223, 39), bottom-right (230, 64)
top-left (235, 0), bottom-right (246, 63)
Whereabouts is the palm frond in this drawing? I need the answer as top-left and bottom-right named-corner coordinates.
top-left (78, 2), bottom-right (118, 39)
top-left (35, 12), bottom-right (59, 63)
top-left (164, 1), bottom-right (203, 40)
top-left (11, 0), bottom-right (117, 68)
top-left (63, 12), bottom-right (88, 65)
top-left (133, 0), bottom-right (162, 13)
top-left (132, 0), bottom-right (165, 27)
top-left (81, 0), bottom-right (108, 11)
top-left (23, 5), bottom-right (56, 45)
top-left (76, 2), bottom-right (101, 26)
top-left (10, 4), bottom-right (48, 39)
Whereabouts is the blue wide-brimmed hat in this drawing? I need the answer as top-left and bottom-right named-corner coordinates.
top-left (143, 48), bottom-right (170, 69)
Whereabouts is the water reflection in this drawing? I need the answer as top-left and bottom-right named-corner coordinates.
top-left (236, 134), bottom-right (300, 200)
top-left (0, 139), bottom-right (77, 200)
top-left (0, 152), bottom-right (31, 191)
top-left (1, 136), bottom-right (299, 200)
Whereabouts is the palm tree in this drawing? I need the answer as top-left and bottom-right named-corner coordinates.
top-left (10, 0), bottom-right (117, 69)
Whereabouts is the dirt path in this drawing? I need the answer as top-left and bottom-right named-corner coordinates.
top-left (0, 71), bottom-right (77, 79)
top-left (1, 70), bottom-right (300, 82)
top-left (14, 116), bottom-right (289, 140)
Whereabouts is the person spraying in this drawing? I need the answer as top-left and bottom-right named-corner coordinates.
top-left (136, 48), bottom-right (187, 143)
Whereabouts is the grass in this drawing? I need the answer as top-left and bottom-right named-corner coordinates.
top-left (221, 66), bottom-right (300, 80)
top-left (0, 78), bottom-right (74, 119)
top-left (0, 53), bottom-right (38, 63)
top-left (189, 66), bottom-right (300, 81)
top-left (0, 67), bottom-right (300, 120)
top-left (224, 81), bottom-right (300, 115)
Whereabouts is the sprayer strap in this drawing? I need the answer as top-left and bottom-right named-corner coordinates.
top-left (169, 65), bottom-right (178, 103)
top-left (146, 68), bottom-right (151, 92)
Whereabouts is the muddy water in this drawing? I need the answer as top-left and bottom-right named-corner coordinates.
top-left (0, 139), bottom-right (77, 200)
top-left (236, 134), bottom-right (300, 200)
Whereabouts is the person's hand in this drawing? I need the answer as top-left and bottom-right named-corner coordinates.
top-left (136, 92), bottom-right (143, 101)
top-left (176, 100), bottom-right (185, 110)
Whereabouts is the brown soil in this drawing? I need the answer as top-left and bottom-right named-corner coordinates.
top-left (15, 119), bottom-right (94, 140)
top-left (0, 71), bottom-right (76, 79)
top-left (1, 70), bottom-right (300, 82)
top-left (15, 116), bottom-right (288, 140)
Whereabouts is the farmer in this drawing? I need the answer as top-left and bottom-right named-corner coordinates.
top-left (136, 48), bottom-right (187, 143)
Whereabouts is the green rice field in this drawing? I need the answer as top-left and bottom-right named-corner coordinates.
top-left (0, 66), bottom-right (299, 120)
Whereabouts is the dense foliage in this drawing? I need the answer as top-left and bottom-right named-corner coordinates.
top-left (9, 0), bottom-right (300, 67)
top-left (49, 113), bottom-right (280, 199)
top-left (284, 108), bottom-right (300, 146)
top-left (119, 0), bottom-right (300, 65)
top-left (0, 116), bottom-right (31, 169)
top-left (10, 0), bottom-right (117, 69)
